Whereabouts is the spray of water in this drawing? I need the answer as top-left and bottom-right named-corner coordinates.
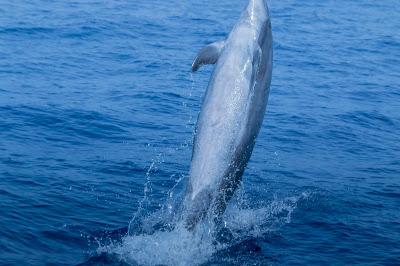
top-left (95, 74), bottom-right (312, 265)
top-left (97, 190), bottom-right (311, 266)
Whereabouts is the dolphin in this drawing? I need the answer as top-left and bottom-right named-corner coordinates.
top-left (182, 0), bottom-right (273, 230)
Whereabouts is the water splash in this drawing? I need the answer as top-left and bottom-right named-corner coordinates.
top-left (128, 153), bottom-right (163, 236)
top-left (98, 191), bottom-right (311, 266)
top-left (110, 70), bottom-right (313, 265)
top-left (127, 72), bottom-right (197, 237)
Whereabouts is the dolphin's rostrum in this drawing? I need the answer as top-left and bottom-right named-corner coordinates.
top-left (183, 0), bottom-right (273, 231)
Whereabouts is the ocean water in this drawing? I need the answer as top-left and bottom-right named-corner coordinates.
top-left (0, 0), bottom-right (399, 265)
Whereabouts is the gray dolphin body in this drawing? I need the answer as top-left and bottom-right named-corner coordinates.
top-left (183, 0), bottom-right (273, 230)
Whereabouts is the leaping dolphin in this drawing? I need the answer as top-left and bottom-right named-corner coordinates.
top-left (182, 0), bottom-right (273, 230)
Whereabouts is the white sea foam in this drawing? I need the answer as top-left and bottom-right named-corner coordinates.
top-left (100, 191), bottom-right (311, 266)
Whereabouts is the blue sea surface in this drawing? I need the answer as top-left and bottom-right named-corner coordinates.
top-left (1, 0), bottom-right (399, 265)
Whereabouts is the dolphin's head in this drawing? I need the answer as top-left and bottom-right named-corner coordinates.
top-left (246, 0), bottom-right (270, 21)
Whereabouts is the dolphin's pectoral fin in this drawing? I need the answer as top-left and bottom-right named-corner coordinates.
top-left (191, 40), bottom-right (225, 72)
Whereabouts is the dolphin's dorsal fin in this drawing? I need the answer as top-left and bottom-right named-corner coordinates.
top-left (191, 40), bottom-right (225, 72)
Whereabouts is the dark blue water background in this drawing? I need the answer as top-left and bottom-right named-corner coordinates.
top-left (1, 0), bottom-right (399, 265)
